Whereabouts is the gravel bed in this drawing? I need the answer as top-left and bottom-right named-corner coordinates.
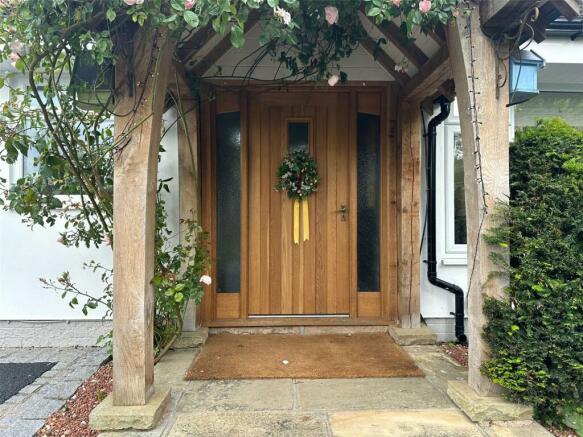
top-left (36, 362), bottom-right (112, 437)
top-left (441, 342), bottom-right (468, 368)
top-left (547, 426), bottom-right (578, 437)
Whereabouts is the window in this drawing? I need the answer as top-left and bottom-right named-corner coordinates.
top-left (22, 146), bottom-right (40, 178)
top-left (442, 124), bottom-right (467, 258)
top-left (452, 132), bottom-right (467, 245)
top-left (287, 121), bottom-right (309, 152)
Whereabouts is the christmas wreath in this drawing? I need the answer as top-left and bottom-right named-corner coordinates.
top-left (275, 150), bottom-right (320, 199)
top-left (275, 150), bottom-right (320, 244)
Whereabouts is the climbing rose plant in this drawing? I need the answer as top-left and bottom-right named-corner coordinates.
top-left (0, 0), bottom-right (459, 357)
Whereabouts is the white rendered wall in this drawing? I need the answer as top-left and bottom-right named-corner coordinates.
top-left (0, 75), bottom-right (180, 323)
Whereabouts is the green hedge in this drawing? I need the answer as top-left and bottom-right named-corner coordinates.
top-left (482, 118), bottom-right (583, 427)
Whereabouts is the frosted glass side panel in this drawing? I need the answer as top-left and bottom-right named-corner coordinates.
top-left (357, 113), bottom-right (381, 292)
top-left (216, 112), bottom-right (241, 293)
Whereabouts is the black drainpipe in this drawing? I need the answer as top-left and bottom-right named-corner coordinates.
top-left (425, 96), bottom-right (467, 345)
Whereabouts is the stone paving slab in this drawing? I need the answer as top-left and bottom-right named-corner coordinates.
top-left (329, 409), bottom-right (484, 437)
top-left (480, 421), bottom-right (553, 437)
top-left (35, 379), bottom-right (85, 400)
top-left (404, 345), bottom-right (468, 395)
top-left (178, 379), bottom-right (295, 412)
top-left (18, 397), bottom-right (65, 420)
top-left (0, 418), bottom-right (46, 437)
top-left (169, 411), bottom-right (329, 437)
top-left (296, 377), bottom-right (453, 411)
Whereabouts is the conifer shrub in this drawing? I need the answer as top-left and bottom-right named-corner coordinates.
top-left (482, 118), bottom-right (583, 427)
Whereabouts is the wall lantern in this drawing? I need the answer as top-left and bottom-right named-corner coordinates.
top-left (69, 52), bottom-right (114, 111)
top-left (509, 49), bottom-right (545, 106)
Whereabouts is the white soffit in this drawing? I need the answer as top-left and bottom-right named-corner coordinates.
top-left (207, 22), bottom-right (395, 81)
top-left (529, 36), bottom-right (583, 64)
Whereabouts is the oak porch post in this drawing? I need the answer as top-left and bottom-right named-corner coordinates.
top-left (174, 67), bottom-right (201, 330)
top-left (397, 102), bottom-right (422, 329)
top-left (447, 6), bottom-right (510, 396)
top-left (112, 27), bottom-right (173, 406)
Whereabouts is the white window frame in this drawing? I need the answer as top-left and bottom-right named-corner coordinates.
top-left (435, 100), bottom-right (468, 265)
top-left (437, 100), bottom-right (514, 265)
top-left (443, 124), bottom-right (468, 257)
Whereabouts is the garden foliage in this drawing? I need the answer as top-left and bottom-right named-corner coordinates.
top-left (482, 118), bottom-right (583, 426)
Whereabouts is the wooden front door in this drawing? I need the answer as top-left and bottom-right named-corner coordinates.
top-left (247, 92), bottom-right (351, 315)
top-left (201, 85), bottom-right (398, 326)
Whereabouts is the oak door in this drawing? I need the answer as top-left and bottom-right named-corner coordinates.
top-left (247, 92), bottom-right (351, 315)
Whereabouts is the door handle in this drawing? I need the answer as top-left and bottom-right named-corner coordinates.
top-left (335, 204), bottom-right (348, 221)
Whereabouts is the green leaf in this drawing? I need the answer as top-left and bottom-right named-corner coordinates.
top-left (230, 25), bottom-right (245, 48)
top-left (15, 58), bottom-right (26, 71)
top-left (183, 10), bottom-right (199, 28)
top-left (175, 292), bottom-right (184, 302)
top-left (367, 7), bottom-right (382, 17)
top-left (106, 8), bottom-right (116, 22)
top-left (171, 0), bottom-right (184, 11)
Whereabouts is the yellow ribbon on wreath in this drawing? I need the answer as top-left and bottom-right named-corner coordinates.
top-left (276, 150), bottom-right (320, 245)
top-left (292, 198), bottom-right (310, 244)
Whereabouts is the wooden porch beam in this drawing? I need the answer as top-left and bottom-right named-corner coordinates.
top-left (550, 0), bottom-right (581, 20)
top-left (480, 0), bottom-right (579, 39)
top-left (447, 5), bottom-right (510, 397)
top-left (192, 12), bottom-right (260, 77)
top-left (360, 12), bottom-right (429, 69)
top-left (428, 26), bottom-right (447, 46)
top-left (480, 0), bottom-right (536, 33)
top-left (112, 27), bottom-right (174, 406)
top-left (401, 45), bottom-right (451, 102)
top-left (360, 36), bottom-right (410, 85)
top-left (177, 23), bottom-right (215, 66)
top-left (397, 102), bottom-right (422, 329)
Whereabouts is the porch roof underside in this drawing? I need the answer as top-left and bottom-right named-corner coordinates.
top-left (172, 0), bottom-right (581, 100)
top-left (175, 11), bottom-right (446, 89)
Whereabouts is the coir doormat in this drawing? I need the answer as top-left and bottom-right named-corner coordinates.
top-left (185, 333), bottom-right (423, 380)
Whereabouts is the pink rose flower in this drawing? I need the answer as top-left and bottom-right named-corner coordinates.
top-left (200, 275), bottom-right (212, 285)
top-left (392, 0), bottom-right (401, 6)
top-left (124, 0), bottom-right (137, 4)
top-left (419, 0), bottom-right (432, 13)
top-left (184, 0), bottom-right (195, 9)
top-left (324, 6), bottom-right (339, 26)
top-left (328, 74), bottom-right (339, 87)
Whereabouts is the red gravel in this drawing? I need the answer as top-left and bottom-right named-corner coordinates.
top-left (441, 342), bottom-right (468, 368)
top-left (36, 362), bottom-right (113, 437)
top-left (547, 426), bottom-right (578, 437)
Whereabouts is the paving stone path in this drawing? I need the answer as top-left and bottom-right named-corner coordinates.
top-left (0, 346), bottom-right (109, 437)
top-left (98, 345), bottom-right (553, 437)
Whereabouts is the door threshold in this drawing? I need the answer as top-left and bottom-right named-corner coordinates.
top-left (248, 314), bottom-right (349, 319)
